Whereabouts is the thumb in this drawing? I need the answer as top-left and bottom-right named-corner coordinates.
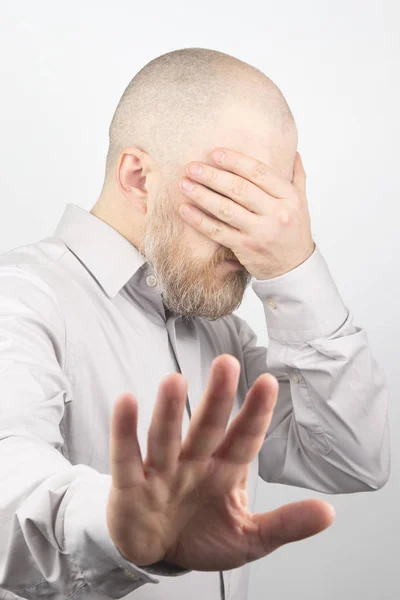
top-left (250, 498), bottom-right (335, 559)
top-left (291, 151), bottom-right (306, 194)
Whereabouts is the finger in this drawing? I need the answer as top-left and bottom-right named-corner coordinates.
top-left (109, 392), bottom-right (145, 490)
top-left (180, 174), bottom-right (255, 230)
top-left (179, 202), bottom-right (240, 250)
top-left (179, 354), bottom-right (241, 461)
top-left (213, 373), bottom-right (279, 465)
top-left (210, 149), bottom-right (294, 199)
top-left (249, 498), bottom-right (336, 560)
top-left (144, 373), bottom-right (188, 471)
top-left (291, 151), bottom-right (306, 193)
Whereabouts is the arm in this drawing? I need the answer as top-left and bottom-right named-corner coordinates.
top-left (235, 245), bottom-right (390, 494)
top-left (0, 265), bottom-right (187, 599)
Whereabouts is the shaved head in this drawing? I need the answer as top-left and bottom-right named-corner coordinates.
top-left (94, 48), bottom-right (299, 321)
top-left (104, 47), bottom-right (297, 186)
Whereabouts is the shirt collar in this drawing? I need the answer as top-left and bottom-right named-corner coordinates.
top-left (53, 203), bottom-right (147, 298)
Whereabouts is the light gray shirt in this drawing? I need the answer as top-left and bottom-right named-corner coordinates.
top-left (0, 203), bottom-right (390, 600)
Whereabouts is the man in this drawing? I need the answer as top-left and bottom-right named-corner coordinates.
top-left (0, 47), bottom-right (390, 599)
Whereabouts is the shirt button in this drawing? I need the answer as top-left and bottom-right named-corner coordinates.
top-left (266, 297), bottom-right (276, 309)
top-left (146, 275), bottom-right (157, 287)
top-left (291, 371), bottom-right (299, 383)
top-left (123, 569), bottom-right (138, 579)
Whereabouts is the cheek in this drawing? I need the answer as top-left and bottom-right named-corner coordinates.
top-left (181, 225), bottom-right (219, 256)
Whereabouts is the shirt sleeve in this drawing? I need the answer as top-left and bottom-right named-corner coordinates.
top-left (0, 265), bottom-right (189, 600)
top-left (235, 244), bottom-right (390, 494)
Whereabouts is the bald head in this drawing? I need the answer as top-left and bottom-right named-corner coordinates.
top-left (103, 47), bottom-right (297, 186)
top-left (93, 48), bottom-right (299, 320)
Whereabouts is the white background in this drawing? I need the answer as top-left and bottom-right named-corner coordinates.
top-left (0, 1), bottom-right (399, 598)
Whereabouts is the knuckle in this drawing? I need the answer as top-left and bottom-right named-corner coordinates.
top-left (232, 154), bottom-right (241, 170)
top-left (231, 176), bottom-right (248, 198)
top-left (210, 224), bottom-right (224, 239)
top-left (198, 214), bottom-right (207, 230)
top-left (219, 201), bottom-right (235, 220)
top-left (192, 185), bottom-right (202, 199)
top-left (207, 167), bottom-right (219, 185)
top-left (250, 160), bottom-right (269, 181)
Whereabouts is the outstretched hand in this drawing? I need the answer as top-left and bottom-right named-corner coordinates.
top-left (106, 354), bottom-right (335, 571)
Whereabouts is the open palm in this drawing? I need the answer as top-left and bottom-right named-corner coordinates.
top-left (106, 354), bottom-right (335, 571)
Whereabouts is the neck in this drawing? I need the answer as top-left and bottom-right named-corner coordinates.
top-left (90, 195), bottom-right (143, 250)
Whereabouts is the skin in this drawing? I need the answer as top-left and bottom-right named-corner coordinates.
top-left (94, 101), bottom-right (335, 570)
top-left (107, 355), bottom-right (335, 570)
top-left (91, 101), bottom-right (300, 320)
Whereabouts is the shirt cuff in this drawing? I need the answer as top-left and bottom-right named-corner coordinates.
top-left (251, 244), bottom-right (349, 343)
top-left (62, 473), bottom-right (189, 598)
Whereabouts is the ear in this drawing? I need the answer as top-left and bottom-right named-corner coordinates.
top-left (291, 151), bottom-right (306, 194)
